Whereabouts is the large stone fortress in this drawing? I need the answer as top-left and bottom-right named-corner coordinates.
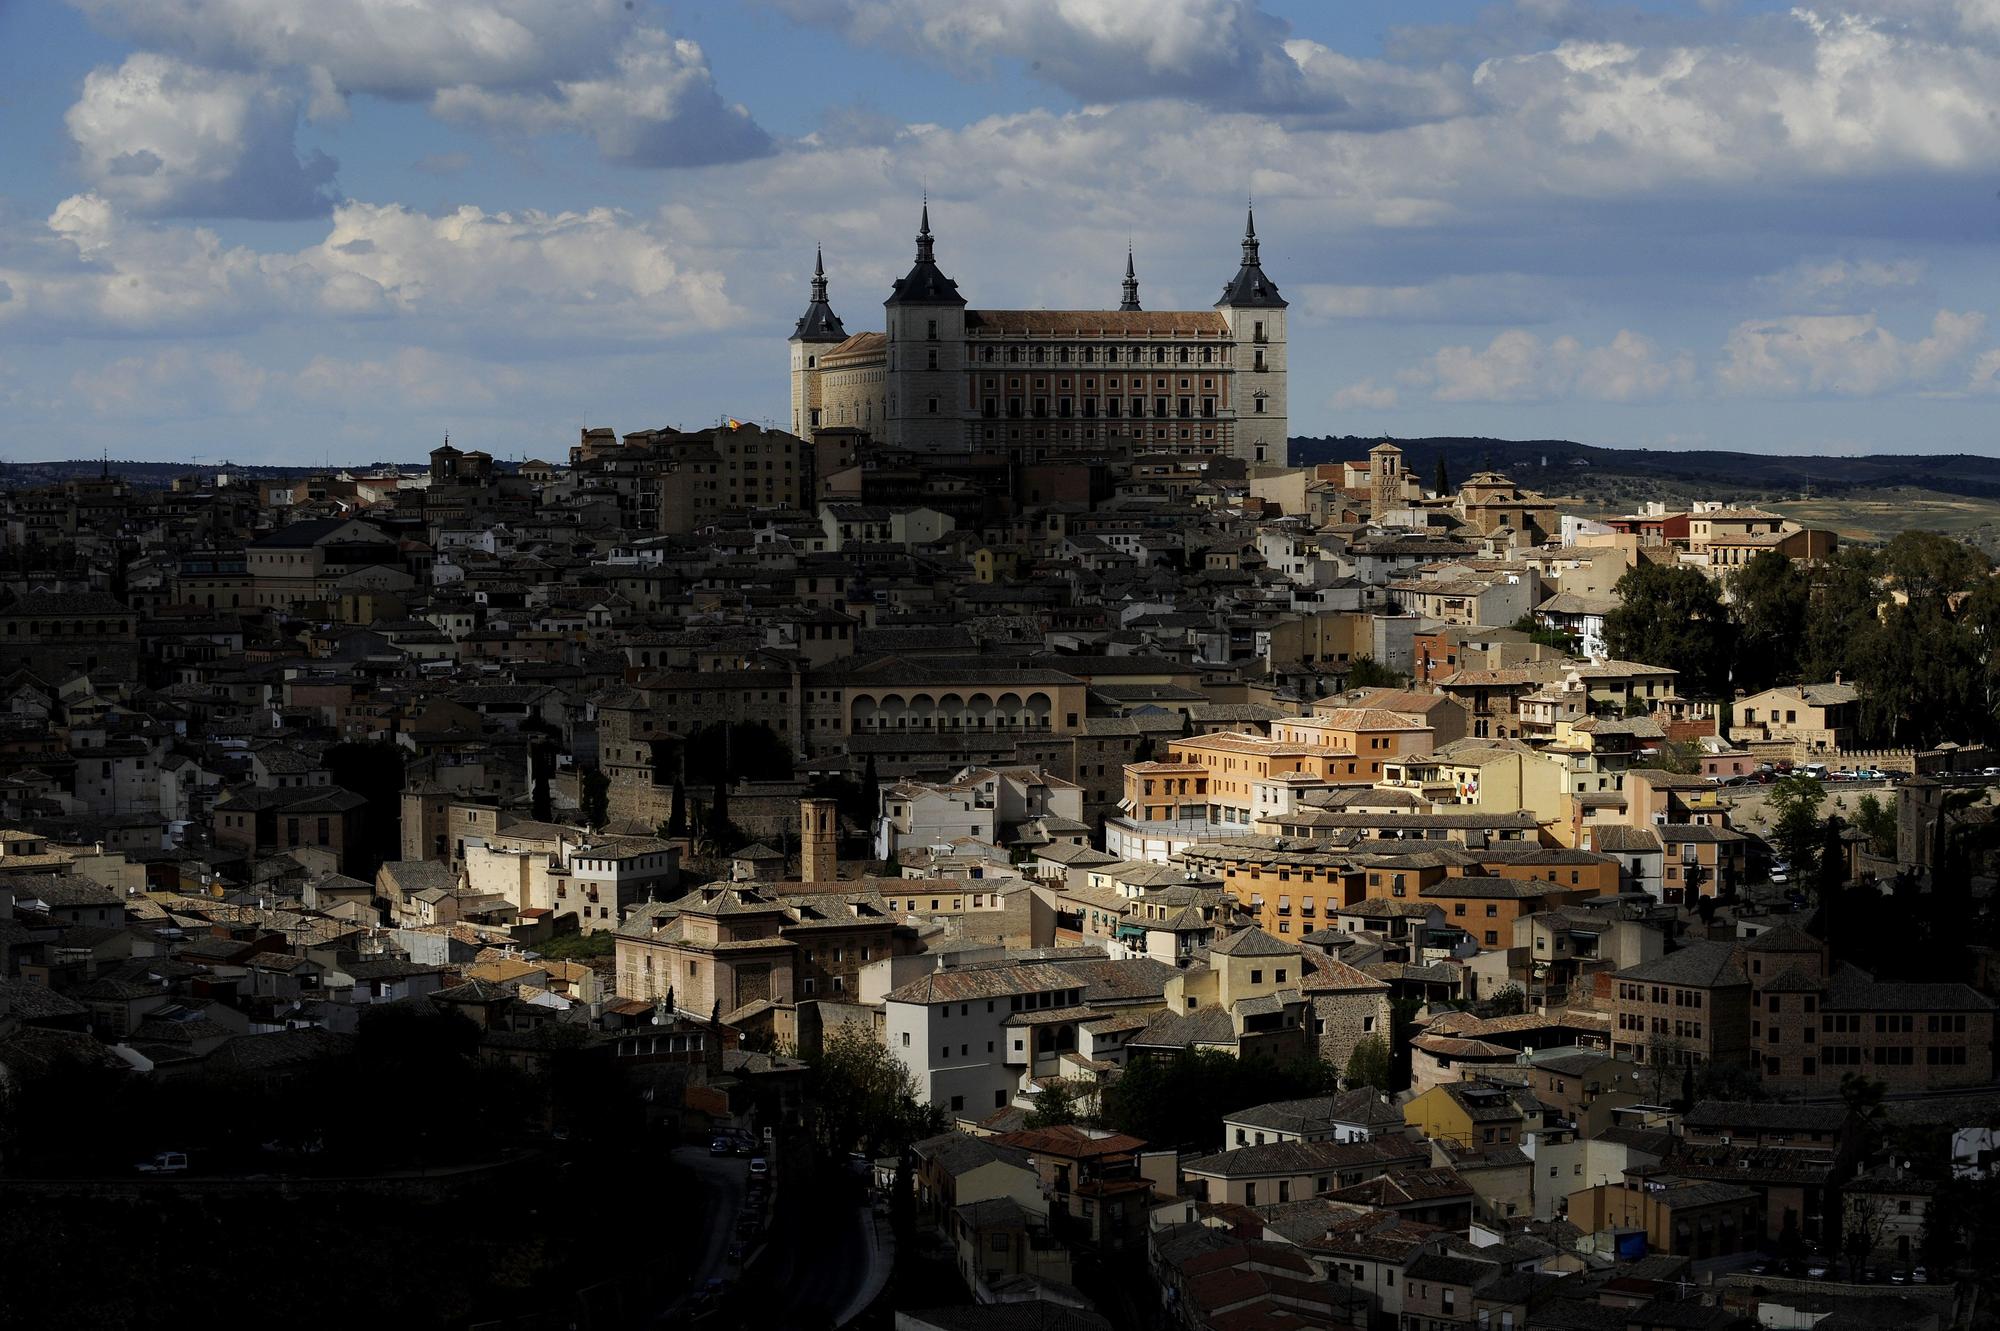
top-left (789, 207), bottom-right (1289, 466)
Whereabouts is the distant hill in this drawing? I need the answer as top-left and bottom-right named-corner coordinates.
top-left (0, 460), bottom-right (428, 490)
top-left (3, 439), bottom-right (1994, 505)
top-left (1289, 436), bottom-right (2000, 503)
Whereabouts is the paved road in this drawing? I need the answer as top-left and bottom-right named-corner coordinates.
top-left (657, 1146), bottom-right (748, 1322)
top-left (733, 1163), bottom-right (873, 1331)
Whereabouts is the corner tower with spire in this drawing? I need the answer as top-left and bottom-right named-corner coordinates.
top-left (1217, 207), bottom-right (1288, 466)
top-left (1120, 246), bottom-right (1142, 312)
top-left (880, 201), bottom-right (968, 454)
top-left (788, 247), bottom-right (849, 436)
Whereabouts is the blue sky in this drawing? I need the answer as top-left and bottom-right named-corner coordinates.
top-left (2, 0), bottom-right (1998, 463)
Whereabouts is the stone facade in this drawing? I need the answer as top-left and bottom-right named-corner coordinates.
top-left (789, 207), bottom-right (1289, 465)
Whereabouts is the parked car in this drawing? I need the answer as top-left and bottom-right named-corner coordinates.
top-left (709, 1137), bottom-right (732, 1156)
top-left (135, 1151), bottom-right (189, 1173)
top-left (1806, 1260), bottom-right (1829, 1279)
top-left (1912, 1266), bottom-right (1929, 1284)
top-left (748, 1157), bottom-right (769, 1179)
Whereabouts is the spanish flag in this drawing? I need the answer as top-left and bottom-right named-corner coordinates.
top-left (727, 417), bottom-right (743, 430)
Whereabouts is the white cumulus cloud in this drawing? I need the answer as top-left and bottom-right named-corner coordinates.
top-left (765, 0), bottom-right (1470, 124)
top-left (71, 0), bottom-right (638, 100)
top-left (1400, 328), bottom-right (1695, 403)
top-left (1717, 309), bottom-right (1988, 395)
top-left (1756, 256), bottom-right (1928, 311)
top-left (1330, 379), bottom-right (1399, 410)
top-left (64, 53), bottom-right (338, 218)
top-left (70, 0), bottom-right (772, 169)
top-left (433, 29), bottom-right (772, 167)
top-left (0, 193), bottom-right (740, 342)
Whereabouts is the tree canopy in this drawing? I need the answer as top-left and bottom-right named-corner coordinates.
top-left (1099, 1049), bottom-right (1336, 1151)
top-left (1603, 562), bottom-right (1736, 697)
top-left (1727, 551), bottom-right (1809, 693)
top-left (803, 1023), bottom-right (944, 1157)
top-left (1582, 532), bottom-right (2000, 746)
top-left (1344, 1036), bottom-right (1391, 1091)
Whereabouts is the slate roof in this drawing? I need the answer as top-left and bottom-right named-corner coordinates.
top-left (911, 1130), bottom-right (1034, 1178)
top-left (1224, 1090), bottom-right (1404, 1135)
top-left (1683, 1100), bottom-right (1851, 1134)
top-left (1615, 941), bottom-right (1747, 988)
top-left (1826, 963), bottom-right (1996, 1013)
top-left (0, 977), bottom-right (89, 1022)
top-left (1208, 924), bottom-right (1295, 958)
top-left (1129, 1005), bottom-right (1238, 1049)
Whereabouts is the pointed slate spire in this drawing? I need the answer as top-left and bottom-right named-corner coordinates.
top-left (1218, 203), bottom-right (1286, 309)
top-left (790, 244), bottom-right (847, 342)
top-left (1120, 245), bottom-right (1142, 312)
top-left (885, 197), bottom-right (964, 307)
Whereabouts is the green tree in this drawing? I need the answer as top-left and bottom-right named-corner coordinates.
top-left (1344, 1035), bottom-right (1391, 1091)
top-left (1508, 613), bottom-right (1576, 653)
top-left (529, 737), bottom-right (555, 823)
top-left (1799, 547), bottom-right (1881, 684)
top-left (1602, 562), bottom-right (1736, 697)
top-left (1854, 794), bottom-right (1896, 858)
top-left (1767, 775), bottom-right (1826, 880)
top-left (803, 1023), bottom-right (944, 1157)
top-left (1856, 599), bottom-right (1987, 747)
top-left (701, 778), bottom-right (742, 854)
top-left (1345, 656), bottom-right (1402, 689)
top-left (1487, 984), bottom-right (1526, 1017)
top-left (665, 777), bottom-right (687, 839)
top-left (1651, 739), bottom-right (1702, 775)
top-left (684, 721), bottom-right (793, 786)
top-left (580, 766), bottom-right (610, 828)
top-left (1100, 1050), bottom-right (1336, 1150)
top-left (537, 930), bottom-right (615, 961)
top-left (1024, 1078), bottom-right (1083, 1129)
top-left (1839, 1073), bottom-right (1890, 1154)
top-left (1728, 550), bottom-right (1810, 692)
top-left (1881, 529), bottom-right (1991, 609)
top-left (1434, 456), bottom-right (1450, 497)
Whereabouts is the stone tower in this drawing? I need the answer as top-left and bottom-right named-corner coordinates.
top-left (1217, 208), bottom-right (1288, 467)
top-left (1369, 441), bottom-right (1403, 516)
top-left (800, 797), bottom-right (839, 883)
top-left (881, 202), bottom-right (968, 454)
top-left (788, 246), bottom-right (847, 437)
top-left (1119, 246), bottom-right (1141, 312)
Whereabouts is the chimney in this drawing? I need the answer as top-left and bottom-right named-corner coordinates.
top-left (801, 797), bottom-right (839, 883)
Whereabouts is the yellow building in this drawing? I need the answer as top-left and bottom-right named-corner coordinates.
top-left (1404, 1081), bottom-right (1532, 1150)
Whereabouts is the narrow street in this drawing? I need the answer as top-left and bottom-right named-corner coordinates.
top-left (654, 1146), bottom-right (747, 1323)
top-left (732, 1161), bottom-right (874, 1330)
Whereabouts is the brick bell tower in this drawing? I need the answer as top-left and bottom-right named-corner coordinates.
top-left (800, 797), bottom-right (839, 883)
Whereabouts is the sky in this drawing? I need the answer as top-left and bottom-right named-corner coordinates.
top-left (2, 0), bottom-right (1999, 465)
